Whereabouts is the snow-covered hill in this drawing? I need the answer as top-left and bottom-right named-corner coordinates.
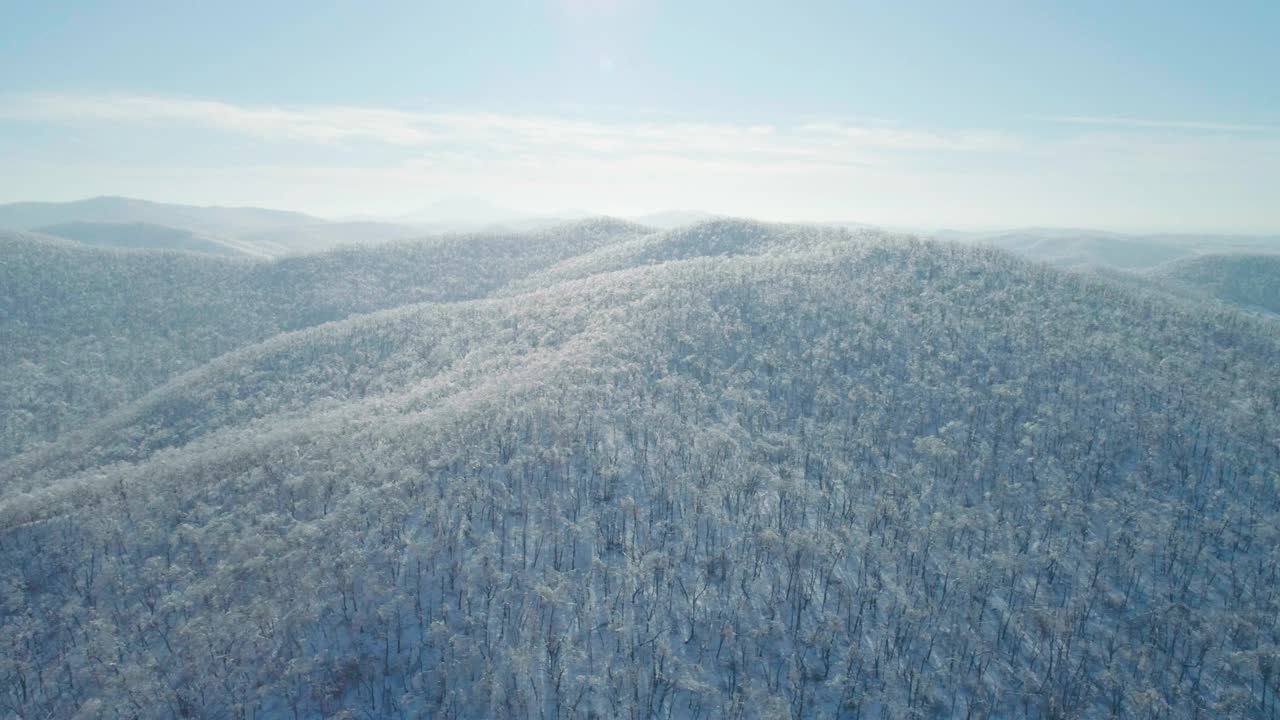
top-left (1149, 254), bottom-right (1280, 316)
top-left (2, 220), bottom-right (1279, 718)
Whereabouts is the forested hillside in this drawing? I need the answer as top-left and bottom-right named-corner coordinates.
top-left (35, 222), bottom-right (253, 257)
top-left (0, 220), bottom-right (646, 460)
top-left (234, 221), bottom-right (429, 256)
top-left (967, 231), bottom-right (1189, 269)
top-left (1149, 254), bottom-right (1280, 316)
top-left (2, 221), bottom-right (1279, 718)
top-left (952, 228), bottom-right (1280, 271)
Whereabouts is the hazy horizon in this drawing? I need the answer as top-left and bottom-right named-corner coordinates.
top-left (8, 193), bottom-right (1280, 239)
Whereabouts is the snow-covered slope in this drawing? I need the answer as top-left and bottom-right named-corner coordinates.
top-left (2, 221), bottom-right (1279, 719)
top-left (0, 219), bottom-right (645, 460)
top-left (1149, 253), bottom-right (1280, 315)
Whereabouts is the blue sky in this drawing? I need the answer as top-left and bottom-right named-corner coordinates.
top-left (1, 0), bottom-right (1277, 230)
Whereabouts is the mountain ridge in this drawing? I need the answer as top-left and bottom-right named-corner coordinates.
top-left (1148, 253), bottom-right (1280, 315)
top-left (0, 196), bottom-right (322, 236)
top-left (0, 218), bottom-right (649, 461)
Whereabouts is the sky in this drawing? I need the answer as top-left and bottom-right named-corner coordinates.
top-left (1, 0), bottom-right (1277, 232)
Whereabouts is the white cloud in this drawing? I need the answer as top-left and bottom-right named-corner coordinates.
top-left (1049, 115), bottom-right (1280, 133)
top-left (799, 123), bottom-right (1021, 152)
top-left (0, 94), bottom-right (439, 145)
top-left (0, 93), bottom-right (1019, 162)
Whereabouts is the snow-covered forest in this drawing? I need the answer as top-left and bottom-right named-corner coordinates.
top-left (2, 219), bottom-right (1279, 719)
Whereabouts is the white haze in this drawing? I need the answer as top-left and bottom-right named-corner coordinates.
top-left (3, 93), bottom-right (1279, 233)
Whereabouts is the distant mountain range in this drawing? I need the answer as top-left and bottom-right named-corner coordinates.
top-left (32, 221), bottom-right (253, 258)
top-left (938, 227), bottom-right (1280, 270)
top-left (0, 197), bottom-right (718, 256)
top-left (0, 198), bottom-right (430, 258)
top-left (235, 221), bottom-right (428, 255)
top-left (3, 198), bottom-right (1277, 319)
top-left (0, 196), bottom-right (319, 237)
top-left (1148, 253), bottom-right (1280, 315)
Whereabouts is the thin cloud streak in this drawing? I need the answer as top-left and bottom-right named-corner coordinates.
top-left (0, 93), bottom-right (1022, 161)
top-left (1050, 115), bottom-right (1280, 133)
top-left (0, 94), bottom-right (440, 145)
